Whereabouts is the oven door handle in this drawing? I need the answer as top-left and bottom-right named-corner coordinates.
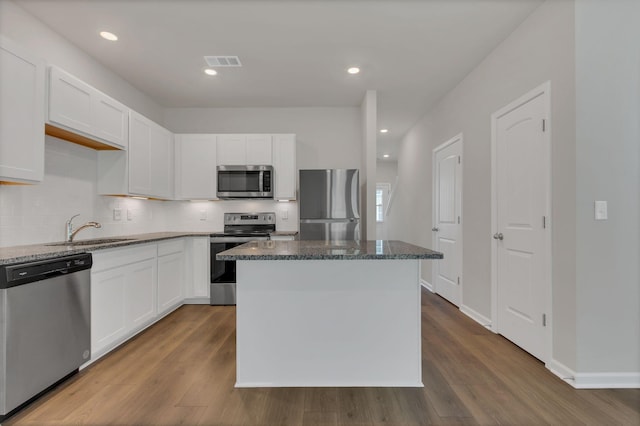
top-left (210, 237), bottom-right (269, 243)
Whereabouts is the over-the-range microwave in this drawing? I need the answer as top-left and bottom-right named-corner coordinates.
top-left (217, 165), bottom-right (273, 199)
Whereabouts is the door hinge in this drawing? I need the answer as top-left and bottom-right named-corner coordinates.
top-left (543, 216), bottom-right (546, 229)
top-left (458, 216), bottom-right (461, 224)
top-left (457, 277), bottom-right (460, 285)
top-left (458, 156), bottom-right (461, 164)
top-left (542, 119), bottom-right (546, 132)
top-left (542, 313), bottom-right (547, 327)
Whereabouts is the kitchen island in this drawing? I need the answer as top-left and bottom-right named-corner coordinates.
top-left (218, 240), bottom-right (443, 388)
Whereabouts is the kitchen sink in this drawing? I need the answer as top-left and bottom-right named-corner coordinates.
top-left (45, 238), bottom-right (135, 246)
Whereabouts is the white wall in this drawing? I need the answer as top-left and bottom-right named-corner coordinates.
top-left (376, 160), bottom-right (397, 187)
top-left (164, 107), bottom-right (362, 170)
top-left (388, 0), bottom-right (577, 369)
top-left (575, 0), bottom-right (640, 377)
top-left (0, 0), bottom-right (164, 123)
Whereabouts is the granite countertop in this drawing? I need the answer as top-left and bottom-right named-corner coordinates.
top-left (0, 232), bottom-right (215, 265)
top-left (217, 240), bottom-right (443, 261)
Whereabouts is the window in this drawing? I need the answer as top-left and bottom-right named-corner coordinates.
top-left (375, 183), bottom-right (391, 223)
top-left (376, 188), bottom-right (384, 222)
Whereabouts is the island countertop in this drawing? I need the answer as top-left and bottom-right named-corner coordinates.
top-left (217, 239), bottom-right (443, 260)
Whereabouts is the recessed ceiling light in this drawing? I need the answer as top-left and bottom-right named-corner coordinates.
top-left (99, 31), bottom-right (118, 41)
top-left (383, 154), bottom-right (390, 158)
top-left (347, 67), bottom-right (360, 75)
top-left (204, 68), bottom-right (218, 76)
top-left (380, 129), bottom-right (388, 133)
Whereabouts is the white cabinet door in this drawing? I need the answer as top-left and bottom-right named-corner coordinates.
top-left (217, 134), bottom-right (246, 165)
top-left (91, 266), bottom-right (127, 357)
top-left (217, 134), bottom-right (273, 165)
top-left (127, 111), bottom-right (173, 198)
top-left (125, 258), bottom-right (157, 330)
top-left (150, 125), bottom-right (173, 199)
top-left (48, 67), bottom-right (93, 136)
top-left (246, 134), bottom-right (272, 165)
top-left (0, 36), bottom-right (45, 184)
top-left (272, 134), bottom-right (296, 200)
top-left (185, 237), bottom-right (210, 301)
top-left (175, 134), bottom-right (217, 199)
top-left (158, 251), bottom-right (185, 315)
top-left (128, 111), bottom-right (152, 195)
top-left (93, 91), bottom-right (129, 150)
top-left (48, 66), bottom-right (129, 150)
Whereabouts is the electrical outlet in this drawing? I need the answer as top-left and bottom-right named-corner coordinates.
top-left (127, 209), bottom-right (133, 221)
top-left (200, 210), bottom-right (207, 221)
top-left (113, 208), bottom-right (122, 221)
top-left (594, 201), bottom-right (608, 220)
top-left (282, 210), bottom-right (288, 220)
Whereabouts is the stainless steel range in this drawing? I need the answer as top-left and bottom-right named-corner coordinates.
top-left (209, 212), bottom-right (275, 305)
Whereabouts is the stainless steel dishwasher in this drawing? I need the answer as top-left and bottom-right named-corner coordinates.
top-left (0, 253), bottom-right (92, 421)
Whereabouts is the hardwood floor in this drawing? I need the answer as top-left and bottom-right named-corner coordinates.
top-left (7, 288), bottom-right (639, 425)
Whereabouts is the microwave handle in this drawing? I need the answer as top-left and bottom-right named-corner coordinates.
top-left (260, 170), bottom-right (264, 192)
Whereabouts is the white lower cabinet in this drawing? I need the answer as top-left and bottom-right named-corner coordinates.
top-left (184, 237), bottom-right (210, 303)
top-left (91, 265), bottom-right (128, 356)
top-left (90, 244), bottom-right (158, 360)
top-left (88, 238), bottom-right (208, 363)
top-left (157, 240), bottom-right (185, 315)
top-left (126, 258), bottom-right (157, 330)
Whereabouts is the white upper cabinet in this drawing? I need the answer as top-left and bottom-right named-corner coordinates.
top-left (217, 134), bottom-right (272, 165)
top-left (175, 134), bottom-right (217, 200)
top-left (0, 36), bottom-right (45, 184)
top-left (246, 134), bottom-right (272, 164)
top-left (128, 111), bottom-right (173, 198)
top-left (48, 66), bottom-right (129, 150)
top-left (217, 134), bottom-right (245, 165)
top-left (272, 134), bottom-right (296, 200)
top-left (98, 111), bottom-right (173, 199)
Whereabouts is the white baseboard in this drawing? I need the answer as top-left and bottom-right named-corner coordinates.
top-left (573, 372), bottom-right (640, 389)
top-left (420, 279), bottom-right (434, 292)
top-left (547, 359), bottom-right (640, 389)
top-left (184, 297), bottom-right (210, 304)
top-left (460, 303), bottom-right (493, 330)
top-left (547, 359), bottom-right (577, 387)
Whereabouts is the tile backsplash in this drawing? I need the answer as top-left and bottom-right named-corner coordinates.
top-left (0, 137), bottom-right (297, 248)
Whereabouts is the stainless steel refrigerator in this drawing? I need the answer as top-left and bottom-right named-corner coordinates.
top-left (299, 169), bottom-right (360, 241)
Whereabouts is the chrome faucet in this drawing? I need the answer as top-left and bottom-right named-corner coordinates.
top-left (66, 214), bottom-right (102, 242)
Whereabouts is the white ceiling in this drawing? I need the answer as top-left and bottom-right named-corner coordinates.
top-left (15, 0), bottom-right (543, 160)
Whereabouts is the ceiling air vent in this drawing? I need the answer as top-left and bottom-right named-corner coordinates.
top-left (204, 56), bottom-right (242, 67)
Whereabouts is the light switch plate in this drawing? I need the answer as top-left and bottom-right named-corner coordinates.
top-left (282, 210), bottom-right (288, 220)
top-left (113, 208), bottom-right (122, 221)
top-left (200, 210), bottom-right (207, 221)
top-left (594, 201), bottom-right (608, 220)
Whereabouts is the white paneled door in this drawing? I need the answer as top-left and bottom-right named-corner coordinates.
top-left (432, 134), bottom-right (462, 306)
top-left (492, 82), bottom-right (550, 362)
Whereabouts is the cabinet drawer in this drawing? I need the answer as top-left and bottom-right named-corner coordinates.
top-left (158, 239), bottom-right (185, 257)
top-left (91, 244), bottom-right (157, 273)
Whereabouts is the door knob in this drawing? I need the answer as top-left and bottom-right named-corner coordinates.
top-left (493, 232), bottom-right (504, 240)
top-left (432, 227), bottom-right (439, 232)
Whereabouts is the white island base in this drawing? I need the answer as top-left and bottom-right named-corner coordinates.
top-left (235, 259), bottom-right (423, 388)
